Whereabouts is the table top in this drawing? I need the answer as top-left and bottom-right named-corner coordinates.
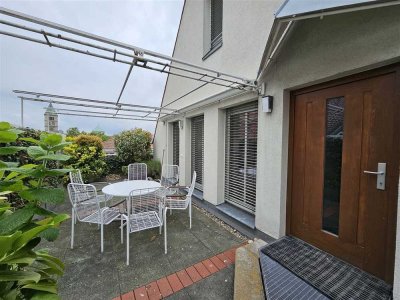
top-left (102, 180), bottom-right (161, 197)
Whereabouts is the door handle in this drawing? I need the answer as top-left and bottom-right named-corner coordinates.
top-left (363, 162), bottom-right (386, 190)
top-left (363, 171), bottom-right (384, 175)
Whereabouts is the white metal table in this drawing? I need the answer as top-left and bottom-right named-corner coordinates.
top-left (102, 180), bottom-right (161, 198)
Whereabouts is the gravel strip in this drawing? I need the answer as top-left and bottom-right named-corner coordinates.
top-left (193, 203), bottom-right (248, 241)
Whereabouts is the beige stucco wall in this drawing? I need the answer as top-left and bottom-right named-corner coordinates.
top-left (257, 5), bottom-right (400, 293)
top-left (154, 1), bottom-right (400, 292)
top-left (153, 0), bottom-right (282, 164)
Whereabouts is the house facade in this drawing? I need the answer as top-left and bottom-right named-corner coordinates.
top-left (154, 0), bottom-right (400, 295)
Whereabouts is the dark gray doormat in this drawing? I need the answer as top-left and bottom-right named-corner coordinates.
top-left (260, 236), bottom-right (393, 300)
top-left (260, 253), bottom-right (329, 299)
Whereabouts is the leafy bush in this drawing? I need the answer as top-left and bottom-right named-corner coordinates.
top-left (105, 155), bottom-right (121, 174)
top-left (66, 127), bottom-right (80, 137)
top-left (121, 160), bottom-right (161, 179)
top-left (114, 128), bottom-right (152, 166)
top-left (63, 134), bottom-right (107, 182)
top-left (3, 127), bottom-right (61, 189)
top-left (0, 121), bottom-right (70, 299)
top-left (146, 160), bottom-right (161, 179)
top-left (90, 130), bottom-right (109, 141)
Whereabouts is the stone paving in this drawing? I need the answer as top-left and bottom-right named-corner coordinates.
top-left (43, 196), bottom-right (245, 299)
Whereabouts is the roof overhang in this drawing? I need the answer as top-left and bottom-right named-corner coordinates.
top-left (257, 0), bottom-right (400, 81)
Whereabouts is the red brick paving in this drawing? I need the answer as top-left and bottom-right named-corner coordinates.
top-left (193, 262), bottom-right (211, 278)
top-left (223, 248), bottom-right (236, 263)
top-left (121, 291), bottom-right (135, 300)
top-left (216, 252), bottom-right (232, 265)
top-left (167, 273), bottom-right (184, 292)
top-left (176, 269), bottom-right (193, 287)
top-left (133, 286), bottom-right (148, 300)
top-left (210, 256), bottom-right (226, 270)
top-left (156, 277), bottom-right (173, 298)
top-left (112, 243), bottom-right (245, 299)
top-left (145, 282), bottom-right (161, 300)
top-left (185, 266), bottom-right (202, 283)
top-left (202, 259), bottom-right (219, 274)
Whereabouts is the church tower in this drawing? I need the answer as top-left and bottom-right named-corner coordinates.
top-left (44, 103), bottom-right (58, 132)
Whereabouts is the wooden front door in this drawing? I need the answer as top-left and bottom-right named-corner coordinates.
top-left (288, 65), bottom-right (400, 283)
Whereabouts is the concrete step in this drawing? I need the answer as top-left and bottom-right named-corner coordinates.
top-left (234, 239), bottom-right (267, 300)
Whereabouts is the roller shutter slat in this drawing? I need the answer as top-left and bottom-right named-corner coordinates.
top-left (225, 101), bottom-right (258, 214)
top-left (191, 115), bottom-right (204, 191)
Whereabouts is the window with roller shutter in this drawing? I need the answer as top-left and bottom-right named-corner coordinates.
top-left (191, 115), bottom-right (204, 191)
top-left (225, 101), bottom-right (258, 213)
top-left (203, 0), bottom-right (223, 60)
top-left (172, 122), bottom-right (180, 166)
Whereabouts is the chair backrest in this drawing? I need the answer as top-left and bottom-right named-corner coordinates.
top-left (188, 171), bottom-right (197, 198)
top-left (128, 163), bottom-right (148, 180)
top-left (67, 183), bottom-right (100, 222)
top-left (69, 169), bottom-right (84, 184)
top-left (160, 164), bottom-right (179, 187)
top-left (127, 187), bottom-right (164, 219)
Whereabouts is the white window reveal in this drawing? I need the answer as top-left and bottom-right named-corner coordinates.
top-left (191, 115), bottom-right (204, 191)
top-left (203, 0), bottom-right (223, 60)
top-left (225, 101), bottom-right (258, 214)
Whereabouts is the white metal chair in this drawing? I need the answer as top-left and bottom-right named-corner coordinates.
top-left (127, 163), bottom-right (148, 181)
top-left (122, 187), bottom-right (165, 265)
top-left (67, 183), bottom-right (120, 252)
top-left (69, 169), bottom-right (110, 225)
top-left (160, 164), bottom-right (179, 187)
top-left (163, 171), bottom-right (196, 254)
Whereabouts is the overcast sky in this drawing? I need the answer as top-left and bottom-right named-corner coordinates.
top-left (0, 0), bottom-right (184, 135)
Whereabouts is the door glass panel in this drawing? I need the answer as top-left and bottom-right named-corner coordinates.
top-left (322, 97), bottom-right (344, 235)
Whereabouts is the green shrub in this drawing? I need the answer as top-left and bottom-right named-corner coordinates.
top-left (3, 128), bottom-right (62, 194)
top-left (105, 155), bottom-right (121, 174)
top-left (66, 127), bottom-right (80, 137)
top-left (114, 128), bottom-right (152, 166)
top-left (0, 121), bottom-right (70, 299)
top-left (121, 160), bottom-right (161, 179)
top-left (146, 160), bottom-right (161, 179)
top-left (90, 130), bottom-right (109, 141)
top-left (63, 134), bottom-right (107, 182)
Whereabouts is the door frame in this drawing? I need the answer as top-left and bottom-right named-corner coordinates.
top-left (286, 63), bottom-right (400, 281)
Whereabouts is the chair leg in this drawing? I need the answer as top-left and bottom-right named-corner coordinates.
top-left (100, 223), bottom-right (104, 253)
top-left (120, 217), bottom-right (123, 244)
top-left (126, 223), bottom-right (130, 266)
top-left (189, 204), bottom-right (192, 229)
top-left (71, 209), bottom-right (75, 249)
top-left (164, 208), bottom-right (168, 254)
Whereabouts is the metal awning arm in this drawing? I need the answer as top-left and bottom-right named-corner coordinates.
top-left (0, 7), bottom-right (257, 90)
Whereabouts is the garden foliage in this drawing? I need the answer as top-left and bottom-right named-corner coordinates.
top-left (0, 121), bottom-right (70, 299)
top-left (114, 128), bottom-right (152, 166)
top-left (63, 134), bottom-right (107, 182)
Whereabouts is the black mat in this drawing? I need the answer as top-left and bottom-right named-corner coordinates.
top-left (260, 236), bottom-right (392, 300)
top-left (260, 252), bottom-right (329, 299)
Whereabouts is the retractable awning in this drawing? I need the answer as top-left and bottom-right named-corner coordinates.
top-left (0, 6), bottom-right (259, 126)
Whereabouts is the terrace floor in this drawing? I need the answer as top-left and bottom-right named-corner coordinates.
top-left (43, 195), bottom-right (246, 299)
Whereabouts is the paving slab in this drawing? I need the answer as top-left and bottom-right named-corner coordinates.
top-left (43, 193), bottom-right (245, 299)
top-left (178, 265), bottom-right (235, 300)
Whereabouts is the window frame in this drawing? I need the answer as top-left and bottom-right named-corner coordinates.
top-left (203, 0), bottom-right (223, 60)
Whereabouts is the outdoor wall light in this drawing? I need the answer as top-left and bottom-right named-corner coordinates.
top-left (179, 120), bottom-right (184, 129)
top-left (262, 95), bottom-right (273, 113)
